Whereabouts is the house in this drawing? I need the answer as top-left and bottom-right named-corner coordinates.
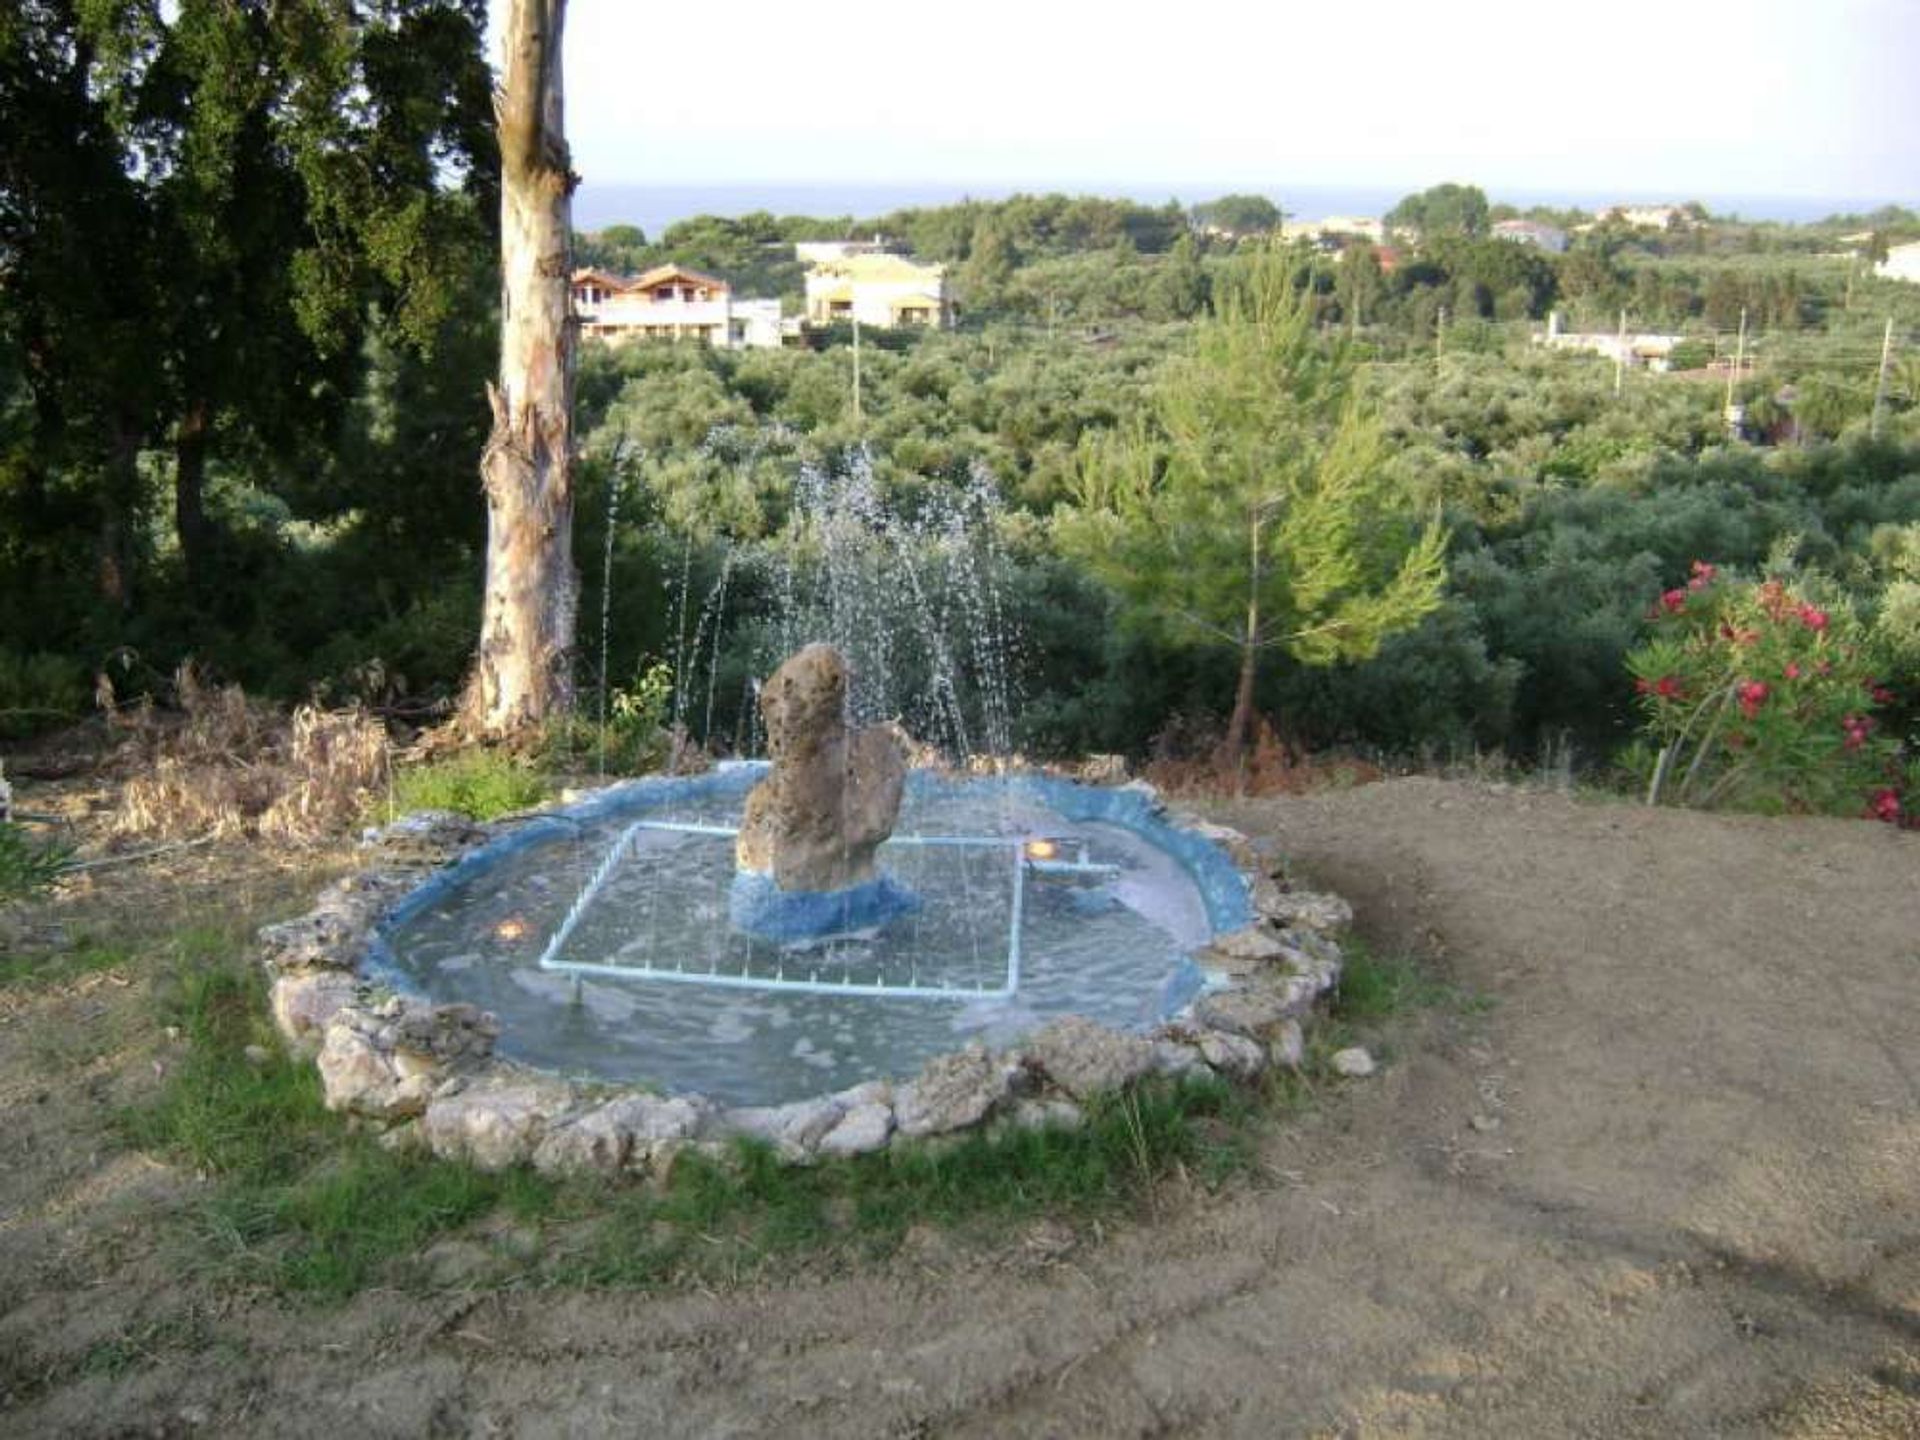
top-left (1536, 312), bottom-right (1685, 372)
top-left (1877, 240), bottom-right (1920, 283)
top-left (1492, 219), bottom-right (1568, 253)
top-left (1279, 215), bottom-right (1384, 247)
top-left (1600, 203), bottom-right (1693, 230)
top-left (569, 264), bottom-right (787, 349)
top-left (803, 253), bottom-right (953, 329)
top-left (793, 238), bottom-right (902, 264)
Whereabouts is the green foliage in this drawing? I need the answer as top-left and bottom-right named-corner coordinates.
top-left (1058, 250), bottom-right (1447, 737)
top-left (0, 823), bottom-right (76, 905)
top-left (1193, 194), bottom-right (1281, 235)
top-left (388, 751), bottom-right (550, 821)
top-left (0, 649), bottom-right (91, 738)
top-left (1628, 565), bottom-right (1907, 817)
top-left (1387, 183), bottom-right (1491, 240)
top-left (543, 660), bottom-right (675, 775)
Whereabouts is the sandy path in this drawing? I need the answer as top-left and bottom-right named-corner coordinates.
top-left (3, 777), bottom-right (1916, 1436)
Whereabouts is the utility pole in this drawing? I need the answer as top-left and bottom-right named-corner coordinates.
top-left (851, 310), bottom-right (862, 424)
top-left (1614, 308), bottom-right (1629, 395)
top-left (1871, 315), bottom-right (1894, 440)
top-left (1724, 306), bottom-right (1747, 440)
top-left (1435, 305), bottom-right (1446, 362)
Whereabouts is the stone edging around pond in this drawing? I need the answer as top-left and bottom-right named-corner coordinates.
top-left (257, 788), bottom-right (1356, 1176)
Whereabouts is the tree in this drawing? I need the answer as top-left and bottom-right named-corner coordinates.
top-left (1387, 183), bottom-right (1490, 241)
top-left (1057, 251), bottom-right (1447, 777)
top-left (1193, 194), bottom-right (1282, 236)
top-left (468, 0), bottom-right (578, 738)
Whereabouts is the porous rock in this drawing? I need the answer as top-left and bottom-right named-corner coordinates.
top-left (894, 1046), bottom-right (1021, 1138)
top-left (1269, 1018), bottom-right (1306, 1071)
top-left (423, 1081), bottom-right (573, 1170)
top-left (1148, 1038), bottom-right (1210, 1077)
top-left (1025, 1015), bottom-right (1157, 1099)
top-left (1265, 889), bottom-right (1354, 935)
top-left (270, 971), bottom-right (361, 1054)
top-left (1195, 1029), bottom-right (1267, 1081)
top-left (816, 1102), bottom-right (894, 1157)
top-left (1193, 980), bottom-right (1315, 1039)
top-left (1198, 924), bottom-right (1288, 975)
top-left (358, 810), bottom-right (488, 868)
top-left (316, 1019), bottom-right (434, 1118)
top-left (724, 1096), bottom-right (848, 1156)
top-left (735, 644), bottom-right (906, 892)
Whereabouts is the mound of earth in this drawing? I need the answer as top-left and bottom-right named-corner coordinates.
top-left (2, 776), bottom-right (1915, 1437)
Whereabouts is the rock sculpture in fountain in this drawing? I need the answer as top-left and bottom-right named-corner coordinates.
top-left (729, 643), bottom-right (917, 944)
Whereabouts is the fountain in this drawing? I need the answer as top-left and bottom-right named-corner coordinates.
top-left (728, 643), bottom-right (916, 945)
top-left (257, 451), bottom-right (1355, 1171)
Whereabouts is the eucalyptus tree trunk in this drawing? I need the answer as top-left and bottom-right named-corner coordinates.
top-left (467, 0), bottom-right (577, 739)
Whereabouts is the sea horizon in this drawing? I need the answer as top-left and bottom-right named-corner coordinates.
top-left (571, 179), bottom-right (1913, 241)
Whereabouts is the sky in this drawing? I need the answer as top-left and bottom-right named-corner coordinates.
top-left (492, 0), bottom-right (1920, 206)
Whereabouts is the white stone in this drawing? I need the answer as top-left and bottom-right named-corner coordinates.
top-left (1024, 1016), bottom-right (1155, 1100)
top-left (1205, 925), bottom-right (1288, 963)
top-left (422, 1082), bottom-right (571, 1170)
top-left (1331, 1046), bottom-right (1377, 1078)
top-left (316, 1021), bottom-right (432, 1118)
top-left (1268, 1019), bottom-right (1306, 1070)
top-left (270, 971), bottom-right (359, 1054)
top-left (1195, 1030), bottom-right (1267, 1080)
top-left (895, 1047), bottom-right (1020, 1138)
top-left (816, 1102), bottom-right (894, 1157)
top-left (1008, 1098), bottom-right (1085, 1132)
top-left (724, 1096), bottom-right (847, 1153)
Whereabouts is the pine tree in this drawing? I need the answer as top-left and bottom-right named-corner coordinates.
top-left (1057, 250), bottom-right (1447, 779)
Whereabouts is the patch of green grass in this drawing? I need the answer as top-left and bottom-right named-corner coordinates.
top-left (0, 937), bottom-right (133, 991)
top-left (123, 920), bottom-right (1284, 1303)
top-left (386, 750), bottom-right (551, 822)
top-left (1331, 937), bottom-right (1488, 1022)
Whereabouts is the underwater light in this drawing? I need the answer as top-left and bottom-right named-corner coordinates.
top-left (1024, 838), bottom-right (1059, 861)
top-left (493, 917), bottom-right (529, 942)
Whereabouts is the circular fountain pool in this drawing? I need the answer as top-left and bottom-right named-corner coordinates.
top-left (371, 767), bottom-right (1252, 1107)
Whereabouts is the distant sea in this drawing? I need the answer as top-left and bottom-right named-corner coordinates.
top-left (572, 180), bottom-right (1907, 238)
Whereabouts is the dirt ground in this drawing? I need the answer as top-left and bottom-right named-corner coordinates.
top-left (2, 775), bottom-right (1916, 1438)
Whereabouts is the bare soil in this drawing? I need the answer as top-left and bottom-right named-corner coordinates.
top-left (2, 776), bottom-right (1916, 1437)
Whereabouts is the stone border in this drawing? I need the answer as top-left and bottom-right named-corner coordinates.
top-left (259, 785), bottom-right (1354, 1176)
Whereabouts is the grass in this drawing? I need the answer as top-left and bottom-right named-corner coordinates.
top-left (108, 919), bottom-right (1467, 1304)
top-left (0, 936), bottom-right (133, 990)
top-left (385, 750), bottom-right (551, 822)
top-left (118, 920), bottom-right (1268, 1300)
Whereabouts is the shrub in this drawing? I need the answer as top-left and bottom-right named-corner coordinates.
top-left (1626, 562), bottom-right (1907, 819)
top-left (388, 749), bottom-right (549, 820)
top-left (0, 823), bottom-right (74, 904)
top-left (540, 660), bottom-right (674, 775)
top-left (0, 649), bottom-right (90, 740)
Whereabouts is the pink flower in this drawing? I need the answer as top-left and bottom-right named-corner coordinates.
top-left (1867, 789), bottom-right (1902, 824)
top-left (1784, 662), bottom-right (1801, 680)
top-left (1840, 713), bottom-right (1875, 751)
top-left (1737, 680), bottom-right (1769, 718)
top-left (1797, 604), bottom-right (1829, 633)
top-left (1688, 560), bottom-right (1717, 591)
top-left (1869, 683), bottom-right (1895, 706)
top-left (1659, 588), bottom-right (1688, 614)
top-left (1655, 676), bottom-right (1683, 700)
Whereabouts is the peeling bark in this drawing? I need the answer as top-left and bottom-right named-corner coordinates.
top-left (466, 0), bottom-right (577, 739)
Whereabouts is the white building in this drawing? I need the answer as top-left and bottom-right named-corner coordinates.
top-left (570, 264), bottom-right (787, 349)
top-left (1280, 215), bottom-right (1384, 245)
top-left (1536, 312), bottom-right (1684, 372)
top-left (1492, 219), bottom-right (1568, 253)
top-left (793, 238), bottom-right (901, 265)
top-left (1877, 240), bottom-right (1920, 283)
top-left (803, 253), bottom-right (953, 329)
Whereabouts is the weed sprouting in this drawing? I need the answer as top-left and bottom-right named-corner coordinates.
top-left (385, 750), bottom-right (551, 822)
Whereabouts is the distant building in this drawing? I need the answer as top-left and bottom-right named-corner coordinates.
top-left (803, 253), bottom-right (953, 329)
top-left (1877, 240), bottom-right (1920, 283)
top-left (1492, 218), bottom-right (1568, 253)
top-left (1600, 203), bottom-right (1693, 230)
top-left (793, 238), bottom-right (902, 264)
top-left (570, 264), bottom-right (786, 349)
top-left (1279, 215), bottom-right (1385, 246)
top-left (1537, 312), bottom-right (1685, 371)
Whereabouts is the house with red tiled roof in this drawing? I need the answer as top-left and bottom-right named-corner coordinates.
top-left (570, 264), bottom-right (786, 349)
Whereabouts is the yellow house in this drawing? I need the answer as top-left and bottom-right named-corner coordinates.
top-left (803, 254), bottom-right (953, 329)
